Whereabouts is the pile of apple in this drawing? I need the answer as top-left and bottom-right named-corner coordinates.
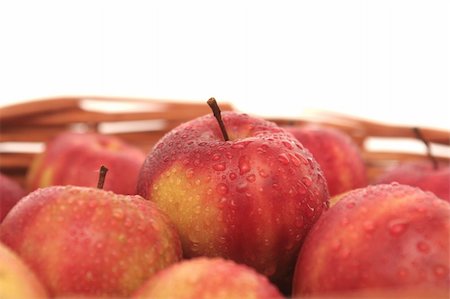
top-left (0, 98), bottom-right (449, 299)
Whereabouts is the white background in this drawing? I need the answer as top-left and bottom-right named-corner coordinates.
top-left (0, 0), bottom-right (449, 129)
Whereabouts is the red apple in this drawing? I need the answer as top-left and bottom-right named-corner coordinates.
top-left (0, 185), bottom-right (182, 298)
top-left (0, 173), bottom-right (26, 222)
top-left (26, 131), bottom-right (146, 195)
top-left (285, 124), bottom-right (368, 196)
top-left (137, 99), bottom-right (330, 293)
top-left (132, 257), bottom-right (284, 299)
top-left (375, 162), bottom-right (450, 202)
top-left (0, 241), bottom-right (48, 299)
top-left (292, 183), bottom-right (450, 297)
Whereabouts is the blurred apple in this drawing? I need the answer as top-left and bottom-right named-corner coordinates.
top-left (0, 185), bottom-right (182, 298)
top-left (0, 241), bottom-right (48, 299)
top-left (133, 257), bottom-right (284, 299)
top-left (285, 124), bottom-right (368, 196)
top-left (26, 131), bottom-right (146, 195)
top-left (0, 173), bottom-right (26, 222)
top-left (375, 162), bottom-right (450, 202)
top-left (292, 183), bottom-right (450, 297)
top-left (137, 99), bottom-right (329, 293)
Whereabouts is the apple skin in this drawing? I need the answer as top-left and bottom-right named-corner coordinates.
top-left (132, 257), bottom-right (284, 299)
top-left (292, 183), bottom-right (450, 297)
top-left (0, 173), bottom-right (26, 222)
top-left (0, 241), bottom-right (48, 299)
top-left (137, 111), bottom-right (330, 293)
top-left (0, 185), bottom-right (182, 298)
top-left (284, 125), bottom-right (368, 196)
top-left (26, 132), bottom-right (146, 195)
top-left (375, 161), bottom-right (450, 202)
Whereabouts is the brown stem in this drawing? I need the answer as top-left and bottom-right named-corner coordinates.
top-left (412, 127), bottom-right (438, 170)
top-left (207, 97), bottom-right (229, 141)
top-left (97, 165), bottom-right (109, 189)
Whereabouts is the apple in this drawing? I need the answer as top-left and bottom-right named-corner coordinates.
top-left (132, 257), bottom-right (284, 299)
top-left (137, 98), bottom-right (330, 293)
top-left (374, 127), bottom-right (449, 201)
top-left (26, 131), bottom-right (146, 195)
top-left (0, 173), bottom-right (26, 222)
top-left (0, 241), bottom-right (48, 299)
top-left (292, 183), bottom-right (450, 297)
top-left (284, 124), bottom-right (368, 196)
top-left (375, 162), bottom-right (449, 202)
top-left (0, 182), bottom-right (182, 297)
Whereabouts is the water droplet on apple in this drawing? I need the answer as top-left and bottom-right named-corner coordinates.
top-left (264, 264), bottom-right (276, 276)
top-left (272, 183), bottom-right (281, 191)
top-left (246, 174), bottom-right (256, 183)
top-left (236, 182), bottom-right (248, 193)
top-left (301, 176), bottom-right (312, 186)
top-left (388, 219), bottom-right (408, 236)
top-left (186, 168), bottom-right (194, 178)
top-left (282, 141), bottom-right (294, 150)
top-left (278, 153), bottom-right (290, 165)
top-left (113, 209), bottom-right (124, 219)
top-left (363, 220), bottom-right (376, 232)
top-left (290, 153), bottom-right (301, 166)
top-left (212, 153), bottom-right (221, 161)
top-left (346, 202), bottom-right (355, 209)
top-left (295, 216), bottom-right (304, 228)
top-left (297, 183), bottom-right (307, 194)
top-left (216, 183), bottom-right (229, 195)
top-left (433, 265), bottom-right (448, 278)
top-left (238, 156), bottom-right (251, 174)
top-left (258, 169), bottom-right (269, 178)
top-left (229, 172), bottom-right (237, 180)
top-left (257, 144), bottom-right (269, 154)
top-left (391, 181), bottom-right (400, 186)
top-left (213, 162), bottom-right (226, 171)
top-left (225, 152), bottom-right (233, 159)
top-left (416, 241), bottom-right (430, 254)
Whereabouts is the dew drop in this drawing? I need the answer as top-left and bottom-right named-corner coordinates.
top-left (282, 140), bottom-right (294, 150)
top-left (257, 144), bottom-right (269, 154)
top-left (434, 265), bottom-right (448, 278)
top-left (388, 219), bottom-right (409, 236)
top-left (301, 176), bottom-right (312, 187)
top-left (186, 168), bottom-right (194, 178)
top-left (346, 202), bottom-right (356, 209)
top-left (229, 172), bottom-right (237, 180)
top-left (258, 169), bottom-right (269, 178)
top-left (363, 220), bottom-right (376, 232)
top-left (217, 183), bottom-right (229, 195)
top-left (416, 241), bottom-right (430, 254)
top-left (278, 153), bottom-right (290, 165)
top-left (238, 156), bottom-right (251, 174)
top-left (213, 162), bottom-right (226, 171)
top-left (236, 182), bottom-right (248, 193)
top-left (113, 209), bottom-right (124, 219)
top-left (212, 154), bottom-right (221, 161)
top-left (272, 183), bottom-right (281, 191)
top-left (246, 174), bottom-right (256, 183)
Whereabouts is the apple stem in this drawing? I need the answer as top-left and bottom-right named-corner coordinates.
top-left (97, 165), bottom-right (109, 189)
top-left (207, 97), bottom-right (230, 141)
top-left (412, 127), bottom-right (438, 170)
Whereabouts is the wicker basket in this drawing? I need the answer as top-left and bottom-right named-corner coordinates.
top-left (1, 96), bottom-right (449, 188)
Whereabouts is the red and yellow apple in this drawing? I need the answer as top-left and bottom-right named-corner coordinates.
top-left (133, 257), bottom-right (284, 299)
top-left (0, 173), bottom-right (26, 222)
top-left (137, 102), bottom-right (330, 293)
top-left (292, 183), bottom-right (450, 297)
top-left (284, 124), bottom-right (368, 196)
top-left (375, 161), bottom-right (450, 202)
top-left (26, 131), bottom-right (146, 195)
top-left (0, 185), bottom-right (182, 298)
top-left (0, 241), bottom-right (48, 299)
